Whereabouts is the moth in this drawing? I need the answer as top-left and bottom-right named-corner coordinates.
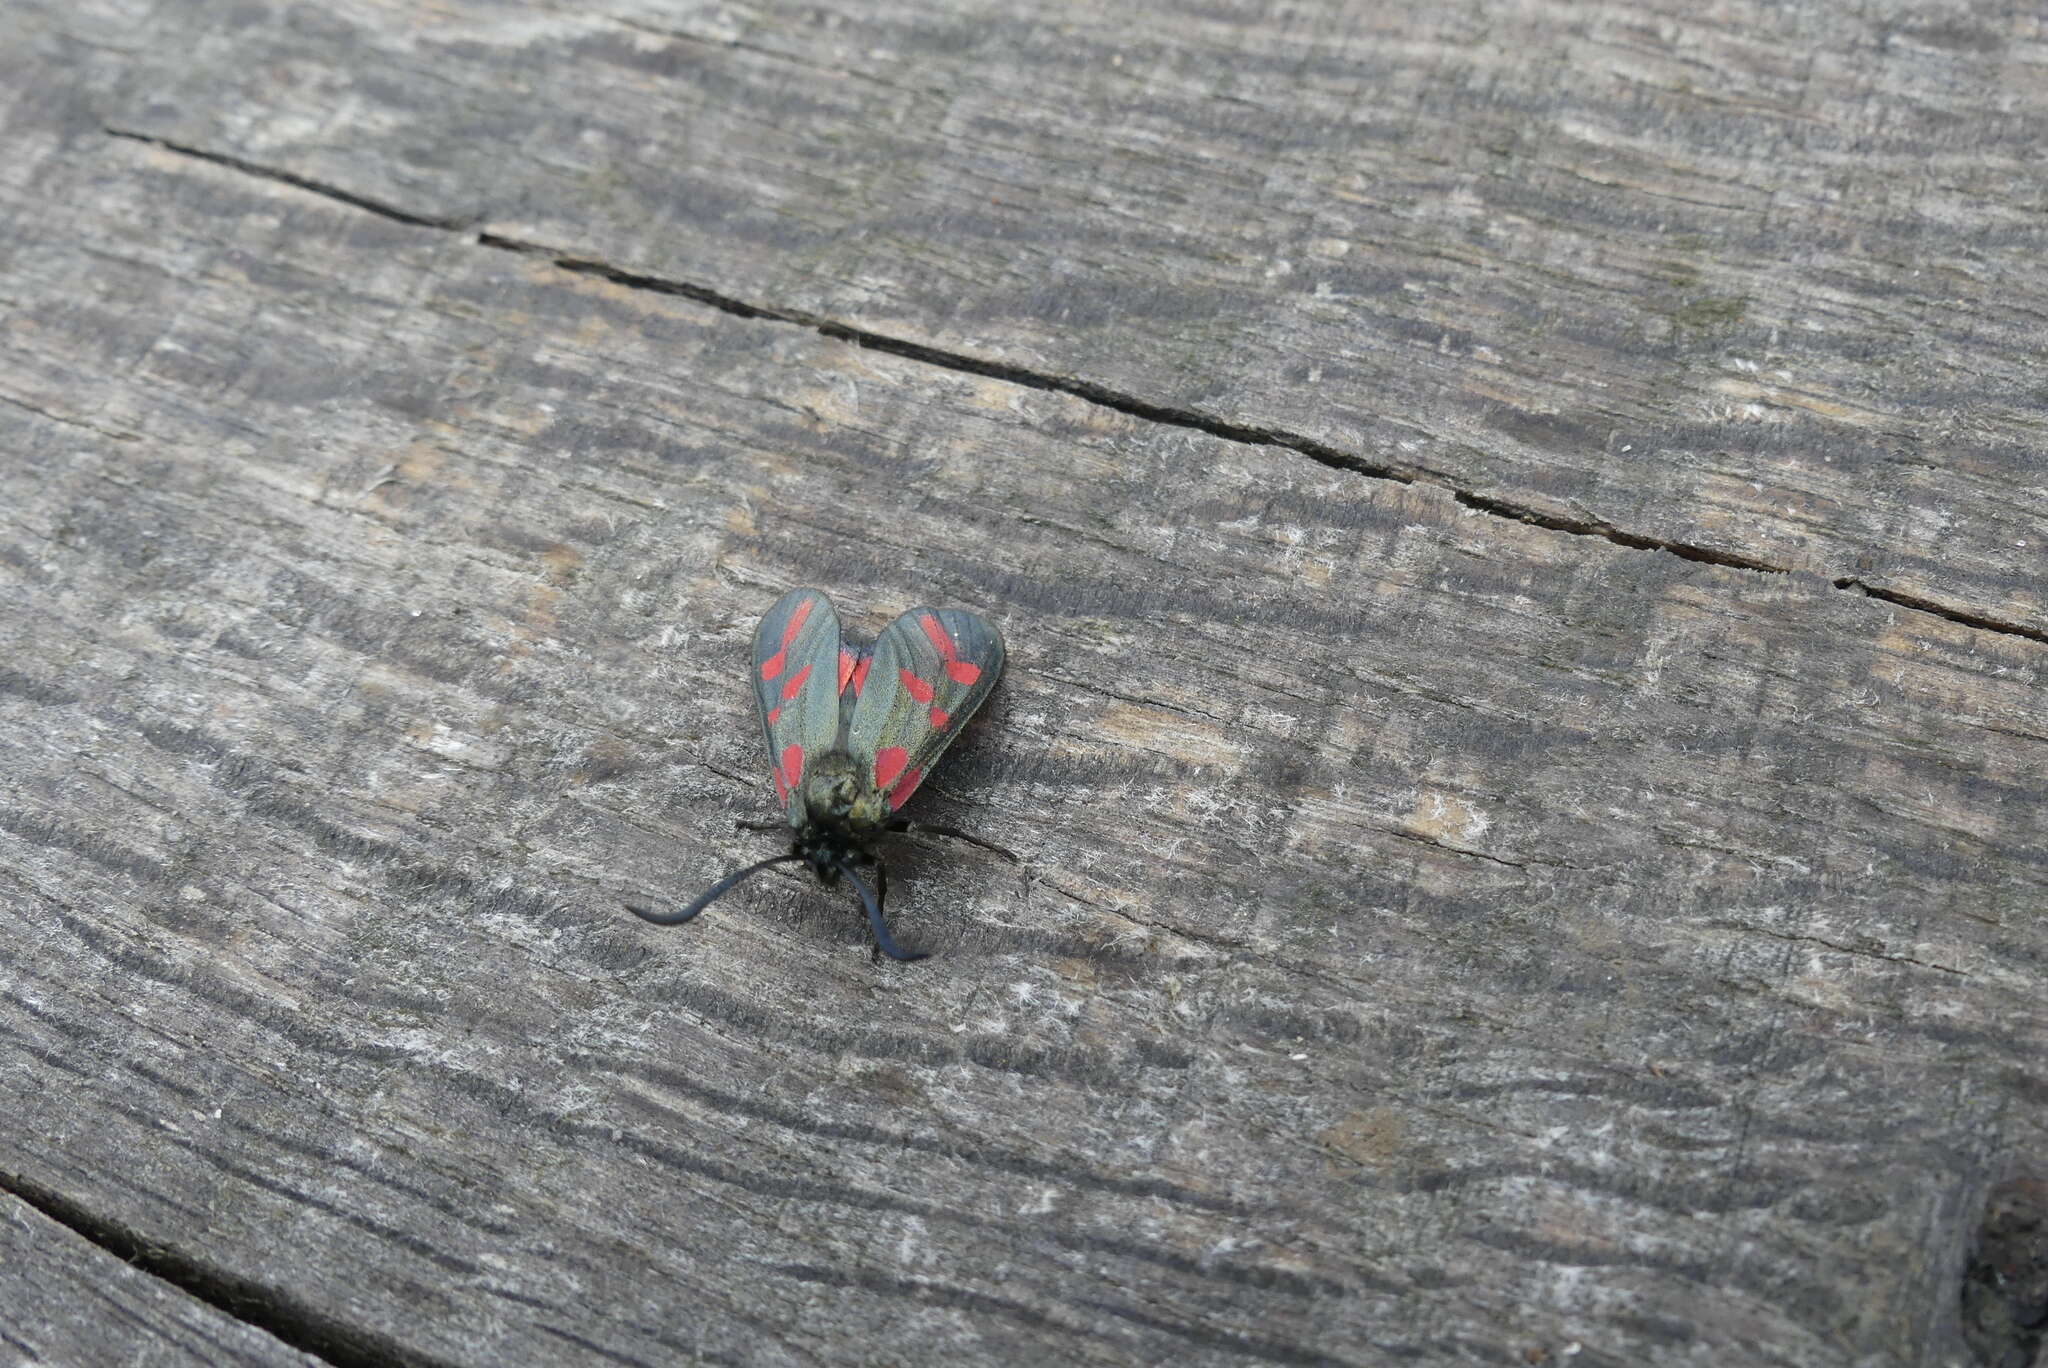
top-left (628, 587), bottom-right (1014, 960)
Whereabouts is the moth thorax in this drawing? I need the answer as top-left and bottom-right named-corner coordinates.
top-left (801, 751), bottom-right (889, 835)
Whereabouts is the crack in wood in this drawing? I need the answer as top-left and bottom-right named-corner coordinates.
top-left (1386, 827), bottom-right (1530, 871)
top-left (1044, 878), bottom-right (1254, 956)
top-left (0, 1166), bottom-right (452, 1368)
top-left (97, 129), bottom-right (2048, 651)
top-left (0, 391), bottom-right (144, 443)
top-left (1029, 669), bottom-right (1227, 724)
top-left (103, 128), bottom-right (474, 232)
top-left (1716, 921), bottom-right (1968, 977)
top-left (1450, 488), bottom-right (1785, 574)
top-left (1834, 576), bottom-right (2048, 647)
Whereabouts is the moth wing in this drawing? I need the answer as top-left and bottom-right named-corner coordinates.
top-left (846, 607), bottom-right (1004, 811)
top-left (752, 588), bottom-right (846, 820)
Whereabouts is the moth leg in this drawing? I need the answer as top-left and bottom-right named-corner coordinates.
top-left (865, 858), bottom-right (893, 965)
top-left (734, 819), bottom-right (787, 834)
top-left (843, 858), bottom-right (926, 963)
top-left (887, 819), bottom-right (1018, 863)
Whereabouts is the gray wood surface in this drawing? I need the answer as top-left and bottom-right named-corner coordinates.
top-left (1, 1), bottom-right (2043, 1366)
top-left (1, 1190), bottom-right (319, 1367)
top-left (79, 0), bottom-right (2048, 634)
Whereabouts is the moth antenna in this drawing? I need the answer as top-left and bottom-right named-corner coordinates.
top-left (840, 860), bottom-right (928, 963)
top-left (887, 819), bottom-right (1019, 863)
top-left (627, 853), bottom-right (803, 926)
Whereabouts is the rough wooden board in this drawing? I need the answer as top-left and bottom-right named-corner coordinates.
top-left (2, 79), bottom-right (2045, 1368)
top-left (0, 1190), bottom-right (322, 1368)
top-left (66, 0), bottom-right (2048, 637)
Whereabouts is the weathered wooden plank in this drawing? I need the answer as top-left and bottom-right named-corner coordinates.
top-left (64, 0), bottom-right (2048, 638)
top-left (2, 65), bottom-right (2045, 1367)
top-left (0, 1190), bottom-right (321, 1368)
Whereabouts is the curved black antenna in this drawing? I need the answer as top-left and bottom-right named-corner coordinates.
top-left (885, 818), bottom-right (1019, 863)
top-left (626, 854), bottom-right (803, 926)
top-left (840, 860), bottom-right (927, 963)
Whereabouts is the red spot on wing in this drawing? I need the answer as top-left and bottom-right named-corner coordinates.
top-left (780, 744), bottom-right (804, 793)
top-left (781, 598), bottom-right (813, 646)
top-left (886, 767), bottom-right (923, 810)
top-left (772, 765), bottom-right (789, 803)
top-left (839, 647), bottom-right (874, 696)
top-left (899, 668), bottom-right (935, 705)
top-left (873, 746), bottom-right (908, 791)
top-left (920, 613), bottom-right (983, 685)
top-left (765, 704), bottom-right (782, 725)
top-left (928, 707), bottom-right (949, 730)
top-left (780, 663), bottom-right (812, 700)
top-left (761, 598), bottom-right (815, 680)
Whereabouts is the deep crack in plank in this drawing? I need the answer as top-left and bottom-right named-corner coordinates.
top-left (102, 128), bottom-right (2047, 650)
top-left (0, 1167), bottom-right (457, 1368)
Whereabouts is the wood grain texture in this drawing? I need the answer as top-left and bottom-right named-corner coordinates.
top-left (1, 2), bottom-right (2045, 1367)
top-left (0, 1191), bottom-right (320, 1367)
top-left (78, 0), bottom-right (2048, 635)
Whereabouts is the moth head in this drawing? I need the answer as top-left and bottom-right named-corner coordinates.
top-left (800, 764), bottom-right (855, 817)
top-left (799, 751), bottom-right (890, 837)
top-left (844, 785), bottom-right (890, 834)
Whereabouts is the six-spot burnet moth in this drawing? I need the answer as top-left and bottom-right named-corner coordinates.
top-left (627, 588), bottom-right (1016, 961)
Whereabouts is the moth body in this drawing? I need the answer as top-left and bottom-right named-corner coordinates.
top-left (628, 588), bottom-right (1015, 961)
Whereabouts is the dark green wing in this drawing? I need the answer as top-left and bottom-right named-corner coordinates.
top-left (846, 607), bottom-right (1004, 810)
top-left (751, 588), bottom-right (846, 821)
